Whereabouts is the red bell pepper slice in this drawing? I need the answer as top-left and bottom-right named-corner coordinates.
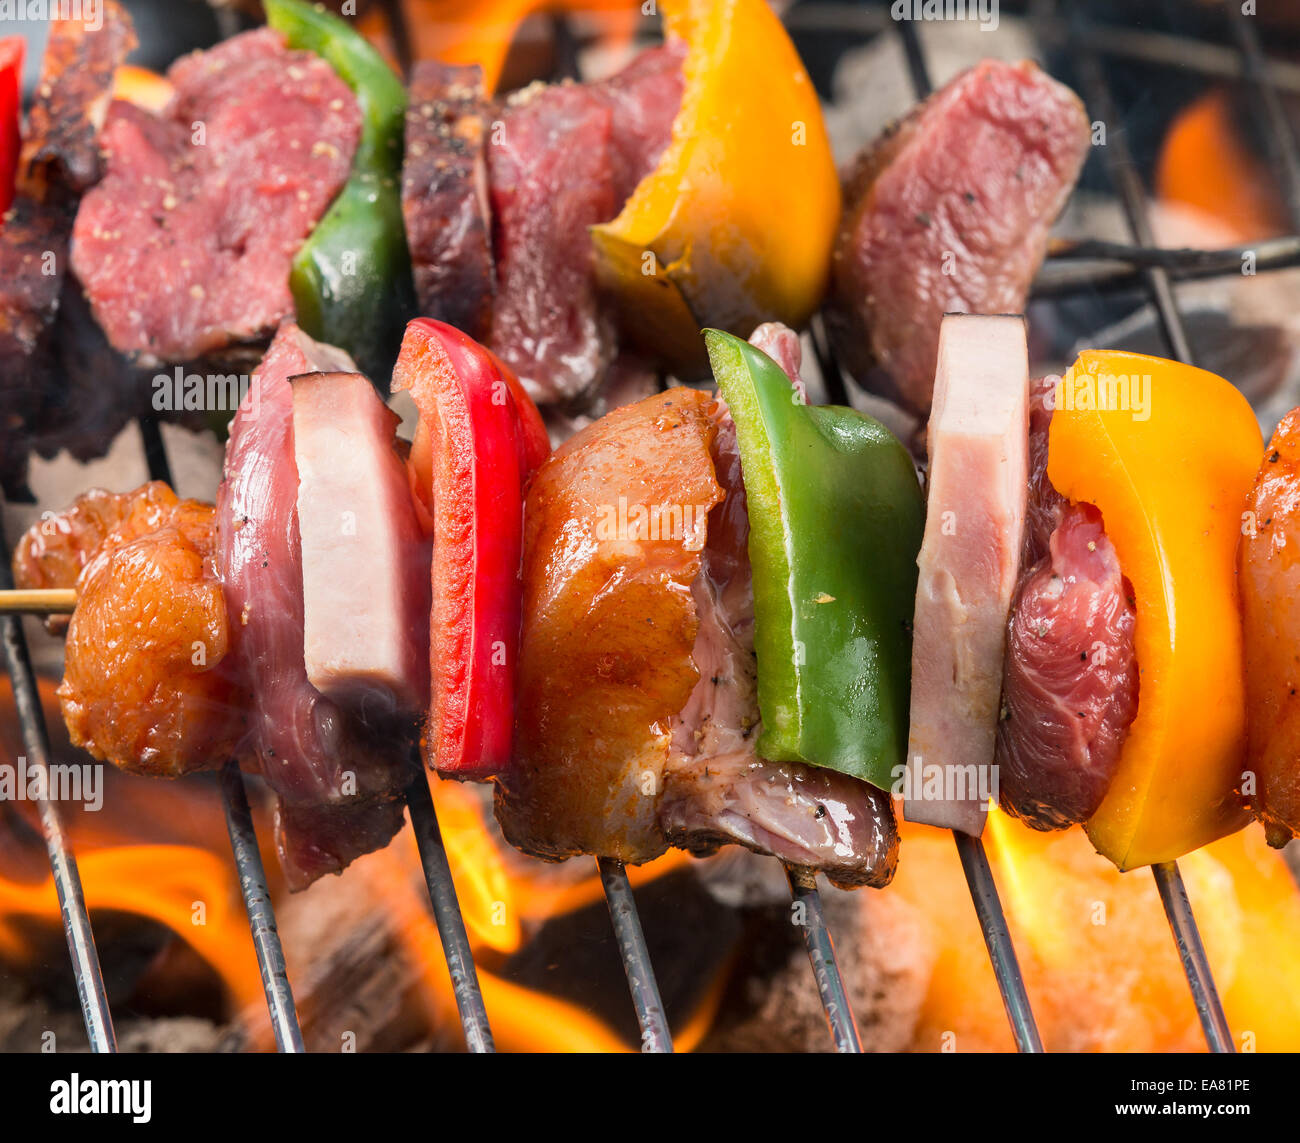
top-left (0, 38), bottom-right (24, 217)
top-left (393, 318), bottom-right (550, 779)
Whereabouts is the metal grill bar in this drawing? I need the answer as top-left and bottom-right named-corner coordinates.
top-left (0, 511), bottom-right (116, 1052)
top-left (786, 865), bottom-right (861, 1053)
top-left (219, 762), bottom-right (304, 1052)
top-left (404, 771), bottom-right (495, 1052)
top-left (1153, 861), bottom-right (1234, 1053)
top-left (597, 858), bottom-right (673, 1052)
top-left (954, 833), bottom-right (1044, 1053)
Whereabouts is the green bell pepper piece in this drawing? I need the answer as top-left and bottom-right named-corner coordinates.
top-left (704, 329), bottom-right (924, 791)
top-left (264, 0), bottom-right (415, 380)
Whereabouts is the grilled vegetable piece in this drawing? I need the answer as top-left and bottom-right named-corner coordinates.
top-left (661, 324), bottom-right (900, 889)
top-left (905, 314), bottom-right (1029, 837)
top-left (1238, 409), bottom-right (1300, 848)
top-left (593, 0), bottom-right (840, 376)
top-left (59, 510), bottom-right (244, 778)
top-left (0, 38), bottom-right (22, 215)
top-left (706, 328), bottom-right (923, 790)
top-left (1047, 351), bottom-right (1261, 870)
top-left (825, 59), bottom-right (1090, 418)
top-left (392, 318), bottom-right (549, 780)
top-left (265, 0), bottom-right (415, 379)
top-left (292, 370), bottom-right (430, 714)
top-left (494, 388), bottom-right (724, 863)
top-left (994, 375), bottom-right (1139, 830)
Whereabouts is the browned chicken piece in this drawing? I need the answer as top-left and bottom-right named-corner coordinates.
top-left (1239, 408), bottom-right (1300, 847)
top-left (494, 388), bottom-right (724, 863)
top-left (58, 507), bottom-right (245, 778)
top-left (13, 482), bottom-right (213, 633)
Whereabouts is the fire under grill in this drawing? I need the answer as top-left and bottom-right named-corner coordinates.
top-left (3, 0), bottom-right (1299, 1054)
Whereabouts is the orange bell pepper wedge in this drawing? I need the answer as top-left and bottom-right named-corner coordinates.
top-left (591, 0), bottom-right (840, 375)
top-left (1046, 350), bottom-right (1263, 870)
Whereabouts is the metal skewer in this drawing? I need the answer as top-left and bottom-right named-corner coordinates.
top-left (0, 513), bottom-right (116, 1052)
top-left (953, 831), bottom-right (1044, 1053)
top-left (404, 770), bottom-right (495, 1052)
top-left (1152, 861), bottom-right (1234, 1053)
top-left (785, 865), bottom-right (861, 1052)
top-left (219, 762), bottom-right (304, 1052)
top-left (597, 857), bottom-right (673, 1053)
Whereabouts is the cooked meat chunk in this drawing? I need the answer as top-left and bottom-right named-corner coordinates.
top-left (216, 323), bottom-right (409, 889)
top-left (825, 59), bottom-right (1090, 418)
top-left (993, 376), bottom-right (1139, 829)
top-left (292, 370), bottom-right (430, 714)
top-left (660, 324), bottom-right (899, 889)
top-left (905, 314), bottom-right (1028, 836)
top-left (0, 2), bottom-right (134, 497)
top-left (494, 388), bottom-right (724, 863)
top-left (1239, 408), bottom-right (1300, 847)
top-left (13, 480), bottom-right (214, 635)
top-left (482, 43), bottom-right (684, 404)
top-left (71, 28), bottom-right (360, 363)
top-left (402, 62), bottom-right (494, 341)
top-left (58, 514), bottom-right (244, 778)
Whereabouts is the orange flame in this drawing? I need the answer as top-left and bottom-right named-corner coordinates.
top-left (887, 808), bottom-right (1300, 1052)
top-left (361, 0), bottom-right (644, 93)
top-left (1156, 87), bottom-right (1287, 242)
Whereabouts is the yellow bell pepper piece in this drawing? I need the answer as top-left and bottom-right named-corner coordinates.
top-left (591, 0), bottom-right (840, 375)
top-left (1046, 350), bottom-right (1262, 870)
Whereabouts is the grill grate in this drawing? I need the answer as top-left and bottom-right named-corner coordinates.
top-left (2, 0), bottom-right (1298, 1054)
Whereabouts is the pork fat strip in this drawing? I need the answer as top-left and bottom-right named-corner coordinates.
top-left (216, 324), bottom-right (410, 889)
top-left (494, 388), bottom-right (724, 864)
top-left (825, 60), bottom-right (1090, 419)
top-left (905, 314), bottom-right (1028, 836)
top-left (1240, 409), bottom-right (1300, 847)
top-left (292, 370), bottom-right (430, 714)
top-left (994, 376), bottom-right (1139, 829)
top-left (71, 29), bottom-right (361, 363)
top-left (0, 2), bottom-right (134, 497)
top-left (660, 323), bottom-right (899, 889)
top-left (402, 62), bottom-right (495, 342)
top-left (484, 42), bottom-right (685, 405)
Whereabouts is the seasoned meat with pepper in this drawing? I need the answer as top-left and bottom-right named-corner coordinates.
top-left (824, 59), bottom-right (1090, 418)
top-left (402, 61), bottom-right (495, 341)
top-left (1239, 408), bottom-right (1300, 847)
top-left (993, 376), bottom-right (1140, 829)
top-left (71, 28), bottom-right (360, 363)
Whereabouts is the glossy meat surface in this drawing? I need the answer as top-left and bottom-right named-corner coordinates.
top-left (1240, 408), bottom-right (1300, 846)
top-left (494, 388), bottom-right (723, 863)
top-left (825, 60), bottom-right (1090, 417)
top-left (58, 513), bottom-right (244, 777)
